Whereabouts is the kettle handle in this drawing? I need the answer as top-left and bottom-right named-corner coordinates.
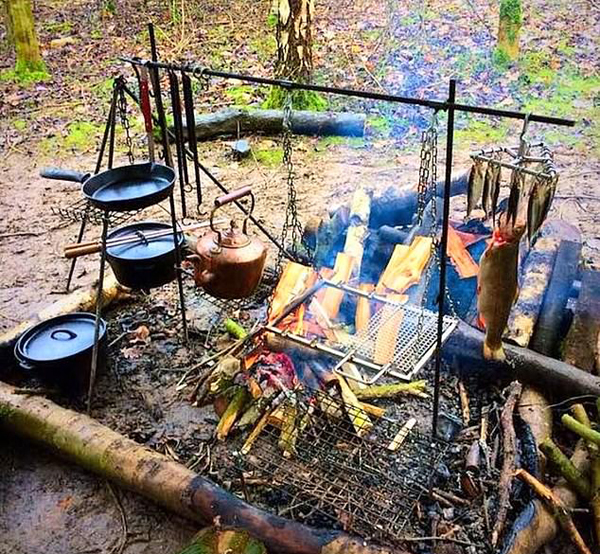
top-left (211, 186), bottom-right (255, 238)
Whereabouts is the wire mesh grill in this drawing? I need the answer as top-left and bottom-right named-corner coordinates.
top-left (51, 197), bottom-right (142, 226)
top-left (235, 388), bottom-right (449, 545)
top-left (349, 302), bottom-right (458, 381)
top-left (187, 266), bottom-right (279, 314)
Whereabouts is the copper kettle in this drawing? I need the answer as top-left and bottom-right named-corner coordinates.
top-left (188, 186), bottom-right (267, 299)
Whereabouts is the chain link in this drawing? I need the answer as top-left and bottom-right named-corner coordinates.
top-left (276, 88), bottom-right (306, 274)
top-left (117, 82), bottom-right (135, 165)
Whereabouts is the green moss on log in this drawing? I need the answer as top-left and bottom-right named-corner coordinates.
top-left (263, 88), bottom-right (327, 111)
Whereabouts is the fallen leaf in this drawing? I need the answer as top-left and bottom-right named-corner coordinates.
top-left (129, 325), bottom-right (150, 345)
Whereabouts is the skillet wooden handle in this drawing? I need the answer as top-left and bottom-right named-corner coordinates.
top-left (214, 186), bottom-right (252, 207)
top-left (64, 243), bottom-right (102, 259)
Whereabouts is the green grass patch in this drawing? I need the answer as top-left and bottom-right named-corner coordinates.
top-left (253, 147), bottom-right (284, 167)
top-left (368, 115), bottom-right (391, 137)
top-left (455, 119), bottom-right (509, 146)
top-left (64, 121), bottom-right (102, 152)
top-left (250, 35), bottom-right (276, 63)
top-left (12, 119), bottom-right (28, 132)
top-left (225, 85), bottom-right (256, 106)
top-left (44, 20), bottom-right (73, 34)
top-left (316, 136), bottom-right (366, 150)
top-left (0, 61), bottom-right (50, 86)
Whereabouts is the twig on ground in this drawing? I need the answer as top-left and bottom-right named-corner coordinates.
top-left (491, 381), bottom-right (523, 547)
top-left (106, 481), bottom-right (128, 554)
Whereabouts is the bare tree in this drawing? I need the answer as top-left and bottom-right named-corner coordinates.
top-left (5, 0), bottom-right (47, 78)
top-left (274, 0), bottom-right (314, 81)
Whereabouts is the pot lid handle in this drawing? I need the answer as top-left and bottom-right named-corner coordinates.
top-left (51, 329), bottom-right (78, 341)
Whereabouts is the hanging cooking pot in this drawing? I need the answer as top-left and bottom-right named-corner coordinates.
top-left (14, 313), bottom-right (107, 395)
top-left (106, 221), bottom-right (184, 290)
top-left (188, 186), bottom-right (267, 299)
top-left (40, 162), bottom-right (176, 212)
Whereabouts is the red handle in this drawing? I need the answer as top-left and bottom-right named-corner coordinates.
top-left (215, 186), bottom-right (252, 208)
top-left (140, 67), bottom-right (153, 134)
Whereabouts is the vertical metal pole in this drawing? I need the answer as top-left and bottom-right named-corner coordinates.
top-left (169, 191), bottom-right (188, 342)
top-left (87, 211), bottom-right (109, 415)
top-left (432, 79), bottom-right (456, 438)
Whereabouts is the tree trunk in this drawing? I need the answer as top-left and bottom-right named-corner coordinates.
top-left (6, 0), bottom-right (46, 75)
top-left (1, 0), bottom-right (13, 51)
top-left (496, 0), bottom-right (522, 62)
top-left (275, 0), bottom-right (314, 81)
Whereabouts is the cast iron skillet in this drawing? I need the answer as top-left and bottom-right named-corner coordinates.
top-left (40, 162), bottom-right (176, 212)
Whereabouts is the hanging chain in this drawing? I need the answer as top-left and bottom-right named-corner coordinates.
top-left (277, 88), bottom-right (305, 273)
top-left (117, 81), bottom-right (135, 165)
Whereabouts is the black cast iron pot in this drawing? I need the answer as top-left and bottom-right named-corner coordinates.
top-left (14, 313), bottom-right (107, 395)
top-left (106, 221), bottom-right (184, 290)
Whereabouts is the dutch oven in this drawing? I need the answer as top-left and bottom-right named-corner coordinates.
top-left (106, 221), bottom-right (184, 290)
top-left (14, 313), bottom-right (107, 395)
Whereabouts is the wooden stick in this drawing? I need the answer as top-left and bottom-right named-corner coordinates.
top-left (491, 381), bottom-right (523, 547)
top-left (562, 414), bottom-right (600, 447)
top-left (458, 381), bottom-right (470, 425)
top-left (539, 438), bottom-right (591, 499)
top-left (387, 418), bottom-right (416, 452)
top-left (515, 469), bottom-right (593, 554)
top-left (571, 404), bottom-right (592, 428)
top-left (354, 380), bottom-right (428, 400)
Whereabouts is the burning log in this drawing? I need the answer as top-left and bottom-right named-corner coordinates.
top-left (269, 262), bottom-right (317, 323)
top-left (444, 321), bottom-right (600, 398)
top-left (318, 253), bottom-right (355, 320)
top-left (377, 237), bottom-right (432, 294)
top-left (343, 185), bottom-right (371, 279)
top-left (182, 108), bottom-right (366, 141)
top-left (355, 284), bottom-right (374, 332)
top-left (0, 382), bottom-right (399, 554)
top-left (447, 226), bottom-right (478, 279)
top-left (515, 469), bottom-right (593, 554)
top-left (518, 387), bottom-right (552, 473)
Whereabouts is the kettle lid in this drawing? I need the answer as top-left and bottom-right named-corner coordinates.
top-left (214, 220), bottom-right (251, 248)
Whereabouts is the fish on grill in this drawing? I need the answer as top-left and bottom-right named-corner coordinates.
top-left (527, 174), bottom-right (557, 242)
top-left (467, 160), bottom-right (485, 218)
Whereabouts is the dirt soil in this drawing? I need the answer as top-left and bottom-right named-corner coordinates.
top-left (1, 0), bottom-right (599, 552)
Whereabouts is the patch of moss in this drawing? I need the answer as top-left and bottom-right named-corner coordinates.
top-left (225, 85), bottom-right (256, 106)
top-left (316, 136), bottom-right (365, 150)
top-left (44, 20), bottom-right (73, 34)
top-left (64, 121), bottom-right (102, 152)
top-left (267, 12), bottom-right (278, 28)
top-left (0, 404), bottom-right (14, 421)
top-left (253, 147), bottom-right (284, 167)
top-left (492, 48), bottom-right (512, 70)
top-left (90, 29), bottom-right (103, 40)
top-left (262, 88), bottom-right (328, 111)
top-left (368, 115), bottom-right (391, 137)
top-left (455, 120), bottom-right (509, 146)
top-left (13, 119), bottom-right (28, 132)
top-left (520, 51), bottom-right (556, 84)
top-left (0, 61), bottom-right (50, 85)
top-left (250, 35), bottom-right (276, 63)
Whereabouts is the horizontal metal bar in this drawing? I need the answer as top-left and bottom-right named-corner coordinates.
top-left (120, 57), bottom-right (575, 127)
top-left (471, 154), bottom-right (555, 179)
top-left (322, 279), bottom-right (405, 306)
top-left (264, 325), bottom-right (384, 372)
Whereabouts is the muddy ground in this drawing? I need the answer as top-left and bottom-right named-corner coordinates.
top-left (1, 0), bottom-right (599, 551)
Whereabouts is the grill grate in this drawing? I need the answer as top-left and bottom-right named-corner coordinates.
top-left (349, 302), bottom-right (457, 381)
top-left (51, 197), bottom-right (142, 226)
top-left (234, 388), bottom-right (450, 545)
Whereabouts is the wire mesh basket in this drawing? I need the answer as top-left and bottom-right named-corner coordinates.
top-left (51, 197), bottom-right (142, 226)
top-left (235, 388), bottom-right (449, 545)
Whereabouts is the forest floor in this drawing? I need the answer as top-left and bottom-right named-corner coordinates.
top-left (0, 0), bottom-right (599, 553)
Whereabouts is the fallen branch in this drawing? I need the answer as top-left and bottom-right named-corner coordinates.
top-left (562, 414), bottom-right (600, 447)
top-left (354, 380), bottom-right (428, 400)
top-left (491, 381), bottom-right (523, 547)
top-left (0, 381), bottom-right (397, 554)
top-left (515, 469), bottom-right (593, 554)
top-left (539, 438), bottom-right (591, 499)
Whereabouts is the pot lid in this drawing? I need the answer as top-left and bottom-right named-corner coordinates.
top-left (215, 220), bottom-right (250, 248)
top-left (16, 313), bottom-right (107, 363)
top-left (107, 221), bottom-right (182, 261)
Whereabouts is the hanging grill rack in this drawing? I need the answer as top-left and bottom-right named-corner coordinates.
top-left (470, 142), bottom-right (557, 180)
top-left (266, 279), bottom-right (458, 384)
top-left (51, 198), bottom-right (143, 226)
top-left (233, 387), bottom-right (450, 545)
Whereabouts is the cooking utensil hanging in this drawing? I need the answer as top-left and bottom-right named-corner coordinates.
top-left (63, 218), bottom-right (229, 258)
top-left (182, 71), bottom-right (203, 208)
top-left (41, 163), bottom-right (176, 212)
top-left (139, 64), bottom-right (155, 162)
top-left (168, 70), bottom-right (191, 218)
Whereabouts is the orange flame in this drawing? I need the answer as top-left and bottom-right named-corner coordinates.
top-left (295, 305), bottom-right (305, 336)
